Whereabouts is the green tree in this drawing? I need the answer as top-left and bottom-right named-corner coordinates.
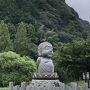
top-left (0, 20), bottom-right (13, 52)
top-left (14, 22), bottom-right (29, 55)
top-left (58, 31), bottom-right (73, 43)
top-left (7, 23), bottom-right (16, 41)
top-left (0, 51), bottom-right (36, 86)
top-left (27, 24), bottom-right (45, 44)
top-left (54, 39), bottom-right (90, 82)
top-left (45, 30), bottom-right (59, 44)
top-left (14, 22), bottom-right (37, 58)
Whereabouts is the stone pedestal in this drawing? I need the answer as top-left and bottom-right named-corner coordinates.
top-left (29, 79), bottom-right (65, 90)
top-left (29, 72), bottom-right (62, 90)
top-left (28, 42), bottom-right (64, 90)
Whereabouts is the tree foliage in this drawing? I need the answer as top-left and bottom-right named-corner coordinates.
top-left (0, 0), bottom-right (89, 38)
top-left (0, 51), bottom-right (36, 86)
top-left (14, 22), bottom-right (29, 55)
top-left (0, 21), bottom-right (13, 52)
top-left (54, 39), bottom-right (90, 82)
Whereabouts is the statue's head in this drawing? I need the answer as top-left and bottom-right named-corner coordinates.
top-left (38, 42), bottom-right (53, 58)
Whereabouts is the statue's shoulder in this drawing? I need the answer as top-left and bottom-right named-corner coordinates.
top-left (37, 57), bottom-right (41, 61)
top-left (37, 57), bottom-right (45, 61)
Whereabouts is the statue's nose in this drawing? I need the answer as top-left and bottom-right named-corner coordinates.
top-left (50, 51), bottom-right (53, 54)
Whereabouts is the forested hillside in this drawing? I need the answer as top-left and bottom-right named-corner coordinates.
top-left (0, 0), bottom-right (90, 85)
top-left (0, 0), bottom-right (90, 39)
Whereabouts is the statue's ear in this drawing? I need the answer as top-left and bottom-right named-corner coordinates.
top-left (38, 51), bottom-right (41, 56)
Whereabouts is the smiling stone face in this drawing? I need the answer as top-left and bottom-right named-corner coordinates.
top-left (38, 42), bottom-right (53, 58)
top-left (41, 45), bottom-right (53, 58)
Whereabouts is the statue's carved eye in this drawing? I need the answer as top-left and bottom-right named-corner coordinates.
top-left (45, 47), bottom-right (50, 50)
top-left (45, 46), bottom-right (52, 50)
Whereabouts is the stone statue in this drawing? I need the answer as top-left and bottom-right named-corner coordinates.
top-left (36, 42), bottom-right (55, 78)
top-left (31, 42), bottom-right (61, 90)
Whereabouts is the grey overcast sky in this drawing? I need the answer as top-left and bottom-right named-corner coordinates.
top-left (65, 0), bottom-right (90, 23)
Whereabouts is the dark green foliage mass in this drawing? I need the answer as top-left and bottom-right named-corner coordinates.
top-left (14, 22), bottom-right (29, 55)
top-left (0, 21), bottom-right (13, 52)
top-left (0, 0), bottom-right (90, 39)
top-left (54, 39), bottom-right (90, 82)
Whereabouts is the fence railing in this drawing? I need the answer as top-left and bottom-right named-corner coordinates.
top-left (8, 81), bottom-right (88, 90)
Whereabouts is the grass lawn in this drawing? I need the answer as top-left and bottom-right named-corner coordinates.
top-left (0, 87), bottom-right (8, 90)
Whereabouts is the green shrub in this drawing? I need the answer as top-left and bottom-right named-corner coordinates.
top-left (0, 87), bottom-right (8, 90)
top-left (0, 51), bottom-right (36, 86)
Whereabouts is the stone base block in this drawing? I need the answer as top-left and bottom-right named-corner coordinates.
top-left (29, 79), bottom-right (65, 90)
